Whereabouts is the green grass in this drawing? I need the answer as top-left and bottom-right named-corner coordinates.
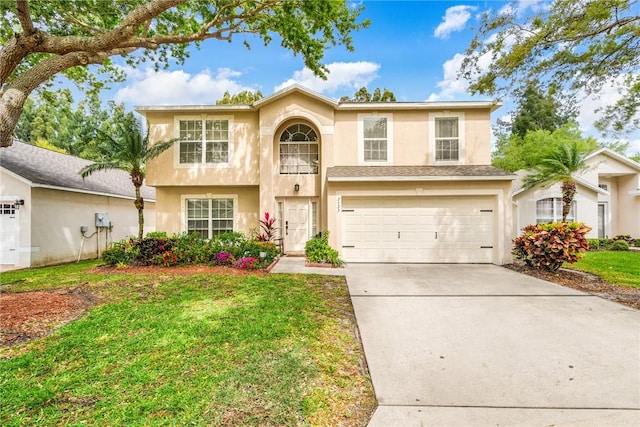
top-left (564, 251), bottom-right (640, 288)
top-left (0, 263), bottom-right (375, 426)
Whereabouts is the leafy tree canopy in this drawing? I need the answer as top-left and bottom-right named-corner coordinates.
top-left (340, 87), bottom-right (396, 102)
top-left (15, 88), bottom-right (135, 161)
top-left (461, 0), bottom-right (640, 135)
top-left (216, 90), bottom-right (263, 105)
top-left (493, 123), bottom-right (598, 173)
top-left (0, 0), bottom-right (368, 147)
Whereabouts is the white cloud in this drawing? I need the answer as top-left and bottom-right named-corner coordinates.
top-left (434, 5), bottom-right (477, 39)
top-left (498, 0), bottom-right (550, 17)
top-left (275, 61), bottom-right (380, 94)
top-left (427, 51), bottom-right (492, 101)
top-left (114, 67), bottom-right (249, 105)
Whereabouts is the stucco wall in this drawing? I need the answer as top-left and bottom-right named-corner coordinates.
top-left (617, 175), bottom-right (640, 237)
top-left (513, 184), bottom-right (599, 238)
top-left (30, 188), bottom-right (156, 267)
top-left (155, 186), bottom-right (259, 237)
top-left (145, 110), bottom-right (260, 187)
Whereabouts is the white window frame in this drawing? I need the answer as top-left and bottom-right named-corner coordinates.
top-left (536, 197), bottom-right (576, 223)
top-left (357, 113), bottom-right (393, 165)
top-left (429, 112), bottom-right (465, 165)
top-left (174, 115), bottom-right (233, 168)
top-left (180, 194), bottom-right (238, 238)
top-left (279, 123), bottom-right (319, 175)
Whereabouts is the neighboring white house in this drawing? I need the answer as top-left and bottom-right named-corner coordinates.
top-left (0, 140), bottom-right (156, 268)
top-left (513, 148), bottom-right (640, 238)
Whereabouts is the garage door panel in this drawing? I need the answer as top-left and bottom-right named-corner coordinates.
top-left (342, 197), bottom-right (495, 263)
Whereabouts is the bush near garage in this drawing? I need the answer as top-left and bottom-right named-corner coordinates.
top-left (305, 231), bottom-right (344, 267)
top-left (586, 235), bottom-right (638, 251)
top-left (513, 222), bottom-right (591, 272)
top-left (101, 232), bottom-right (279, 269)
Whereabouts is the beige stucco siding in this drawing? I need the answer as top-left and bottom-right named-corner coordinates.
top-left (146, 111), bottom-right (260, 187)
top-left (155, 186), bottom-right (259, 236)
top-left (513, 184), bottom-right (599, 238)
top-left (616, 175), bottom-right (640, 237)
top-left (327, 179), bottom-right (513, 264)
top-left (30, 188), bottom-right (155, 267)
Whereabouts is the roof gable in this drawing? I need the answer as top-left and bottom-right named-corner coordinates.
top-left (0, 141), bottom-right (155, 200)
top-left (585, 148), bottom-right (640, 174)
top-left (252, 83), bottom-right (339, 109)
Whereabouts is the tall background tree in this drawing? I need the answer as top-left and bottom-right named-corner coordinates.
top-left (216, 90), bottom-right (263, 105)
top-left (79, 118), bottom-right (177, 239)
top-left (340, 87), bottom-right (396, 102)
top-left (461, 0), bottom-right (640, 137)
top-left (15, 89), bottom-right (135, 160)
top-left (0, 0), bottom-right (368, 148)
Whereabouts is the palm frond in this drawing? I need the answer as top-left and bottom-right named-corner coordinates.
top-left (79, 161), bottom-right (126, 179)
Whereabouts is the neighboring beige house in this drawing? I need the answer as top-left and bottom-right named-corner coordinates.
top-left (0, 141), bottom-right (156, 268)
top-left (138, 84), bottom-right (515, 264)
top-left (513, 148), bottom-right (640, 238)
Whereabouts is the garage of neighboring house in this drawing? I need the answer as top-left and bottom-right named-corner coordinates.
top-left (326, 165), bottom-right (515, 264)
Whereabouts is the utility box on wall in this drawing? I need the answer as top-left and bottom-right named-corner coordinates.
top-left (95, 212), bottom-right (110, 228)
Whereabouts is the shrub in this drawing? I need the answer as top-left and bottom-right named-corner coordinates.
top-left (132, 237), bottom-right (174, 265)
top-left (305, 231), bottom-right (344, 267)
top-left (172, 232), bottom-right (210, 264)
top-left (586, 238), bottom-right (608, 251)
top-left (234, 256), bottom-right (262, 270)
top-left (257, 212), bottom-right (278, 242)
top-left (102, 240), bottom-right (135, 265)
top-left (154, 250), bottom-right (179, 266)
top-left (609, 240), bottom-right (630, 251)
top-left (212, 251), bottom-right (234, 266)
top-left (146, 231), bottom-right (168, 239)
top-left (612, 234), bottom-right (634, 245)
top-left (512, 222), bottom-right (591, 272)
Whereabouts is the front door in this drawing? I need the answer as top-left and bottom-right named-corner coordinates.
top-left (598, 203), bottom-right (606, 239)
top-left (0, 203), bottom-right (19, 265)
top-left (282, 199), bottom-right (314, 254)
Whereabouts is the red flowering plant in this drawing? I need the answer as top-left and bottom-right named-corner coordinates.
top-left (257, 212), bottom-right (278, 242)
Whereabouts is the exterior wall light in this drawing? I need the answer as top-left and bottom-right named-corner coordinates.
top-left (294, 183), bottom-right (300, 192)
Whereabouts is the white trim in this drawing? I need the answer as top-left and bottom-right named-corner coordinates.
top-left (357, 113), bottom-right (394, 166)
top-left (429, 112), bottom-right (465, 165)
top-left (328, 175), bottom-right (515, 182)
top-left (585, 148), bottom-right (640, 171)
top-left (253, 83), bottom-right (339, 108)
top-left (338, 100), bottom-right (502, 111)
top-left (180, 193), bottom-right (238, 236)
top-left (173, 115), bottom-right (234, 169)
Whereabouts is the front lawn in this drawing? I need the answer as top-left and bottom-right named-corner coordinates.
top-left (0, 261), bottom-right (375, 426)
top-left (564, 251), bottom-right (640, 288)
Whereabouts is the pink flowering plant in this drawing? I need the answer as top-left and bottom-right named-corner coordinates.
top-left (233, 256), bottom-right (262, 270)
top-left (212, 251), bottom-right (234, 266)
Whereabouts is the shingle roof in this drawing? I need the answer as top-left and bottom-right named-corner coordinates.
top-left (327, 165), bottom-right (515, 180)
top-left (0, 140), bottom-right (155, 200)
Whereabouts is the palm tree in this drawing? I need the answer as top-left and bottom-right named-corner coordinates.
top-left (523, 141), bottom-right (590, 222)
top-left (80, 118), bottom-right (177, 239)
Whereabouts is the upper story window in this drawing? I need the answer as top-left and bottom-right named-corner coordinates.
top-left (358, 113), bottom-right (393, 165)
top-left (429, 112), bottom-right (465, 164)
top-left (177, 118), bottom-right (230, 164)
top-left (536, 197), bottom-right (575, 223)
top-left (279, 123), bottom-right (319, 174)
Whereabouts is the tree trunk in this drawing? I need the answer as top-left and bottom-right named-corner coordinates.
top-left (134, 184), bottom-right (145, 240)
top-left (561, 180), bottom-right (576, 222)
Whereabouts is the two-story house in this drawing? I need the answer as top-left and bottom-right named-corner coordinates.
top-left (138, 85), bottom-right (515, 264)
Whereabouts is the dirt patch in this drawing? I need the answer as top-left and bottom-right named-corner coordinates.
top-left (504, 263), bottom-right (640, 310)
top-left (0, 289), bottom-right (94, 348)
top-left (89, 264), bottom-right (268, 277)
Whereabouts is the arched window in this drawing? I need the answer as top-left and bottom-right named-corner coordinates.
top-left (536, 198), bottom-right (575, 223)
top-left (279, 123), bottom-right (319, 174)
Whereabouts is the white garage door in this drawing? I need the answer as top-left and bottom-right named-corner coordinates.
top-left (341, 197), bottom-right (494, 263)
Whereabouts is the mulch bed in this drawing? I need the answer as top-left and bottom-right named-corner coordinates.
top-left (0, 289), bottom-right (94, 348)
top-left (504, 263), bottom-right (640, 310)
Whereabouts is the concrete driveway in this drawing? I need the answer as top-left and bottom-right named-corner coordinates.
top-left (346, 264), bottom-right (640, 426)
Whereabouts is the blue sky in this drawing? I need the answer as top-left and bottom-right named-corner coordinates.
top-left (103, 0), bottom-right (638, 153)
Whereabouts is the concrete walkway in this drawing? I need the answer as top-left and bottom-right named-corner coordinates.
top-left (272, 258), bottom-right (640, 426)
